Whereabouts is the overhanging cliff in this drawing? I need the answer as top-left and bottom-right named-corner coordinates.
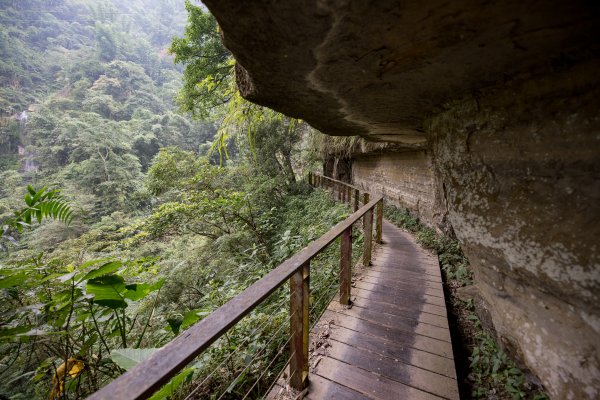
top-left (202, 0), bottom-right (600, 398)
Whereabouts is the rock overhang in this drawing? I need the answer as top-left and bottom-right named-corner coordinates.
top-left (203, 0), bottom-right (599, 145)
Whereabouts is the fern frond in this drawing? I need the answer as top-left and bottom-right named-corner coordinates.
top-left (0, 187), bottom-right (74, 239)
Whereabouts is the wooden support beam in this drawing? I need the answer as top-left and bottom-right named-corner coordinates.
top-left (376, 199), bottom-right (383, 244)
top-left (290, 261), bottom-right (310, 390)
top-left (363, 193), bottom-right (372, 266)
top-left (340, 227), bottom-right (352, 305)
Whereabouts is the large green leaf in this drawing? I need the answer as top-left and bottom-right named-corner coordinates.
top-left (181, 309), bottom-right (210, 330)
top-left (86, 275), bottom-right (127, 309)
top-left (149, 368), bottom-right (194, 400)
top-left (0, 325), bottom-right (34, 339)
top-left (110, 348), bottom-right (161, 371)
top-left (0, 272), bottom-right (27, 288)
top-left (79, 261), bottom-right (122, 282)
top-left (124, 278), bottom-right (165, 301)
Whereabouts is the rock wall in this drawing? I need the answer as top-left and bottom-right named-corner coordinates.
top-left (426, 61), bottom-right (600, 399)
top-left (351, 151), bottom-right (446, 228)
top-left (347, 62), bottom-right (600, 398)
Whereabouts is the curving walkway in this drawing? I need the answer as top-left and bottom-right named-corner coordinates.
top-left (279, 220), bottom-right (459, 399)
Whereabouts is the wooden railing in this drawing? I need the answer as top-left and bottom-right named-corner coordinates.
top-left (88, 173), bottom-right (383, 399)
top-left (308, 172), bottom-right (383, 248)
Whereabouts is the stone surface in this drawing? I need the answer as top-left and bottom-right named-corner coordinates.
top-left (351, 150), bottom-right (447, 228)
top-left (204, 0), bottom-right (598, 145)
top-left (427, 62), bottom-right (600, 399)
top-left (202, 0), bottom-right (600, 397)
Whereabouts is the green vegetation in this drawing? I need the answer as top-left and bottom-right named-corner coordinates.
top-left (384, 204), bottom-right (546, 399)
top-left (0, 1), bottom-right (330, 399)
top-left (463, 300), bottom-right (548, 400)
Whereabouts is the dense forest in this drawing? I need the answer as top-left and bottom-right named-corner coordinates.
top-left (0, 1), bottom-right (350, 398)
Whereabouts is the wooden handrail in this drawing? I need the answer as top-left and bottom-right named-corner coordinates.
top-left (309, 172), bottom-right (383, 244)
top-left (88, 181), bottom-right (383, 399)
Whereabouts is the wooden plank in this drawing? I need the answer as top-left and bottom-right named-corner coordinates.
top-left (376, 200), bottom-right (383, 244)
top-left (363, 193), bottom-right (372, 266)
top-left (368, 262), bottom-right (442, 279)
top-left (290, 262), bottom-right (309, 389)
top-left (314, 173), bottom-right (361, 191)
top-left (321, 310), bottom-right (454, 358)
top-left (314, 357), bottom-right (444, 400)
top-left (325, 340), bottom-right (459, 399)
top-left (371, 254), bottom-right (442, 273)
top-left (348, 295), bottom-right (449, 328)
top-left (365, 265), bottom-right (443, 283)
top-left (328, 300), bottom-right (451, 342)
top-left (353, 280), bottom-right (446, 308)
top-left (360, 269), bottom-right (443, 290)
top-left (340, 227), bottom-right (352, 305)
top-left (356, 275), bottom-right (445, 299)
top-left (374, 250), bottom-right (439, 265)
top-left (328, 324), bottom-right (456, 378)
top-left (305, 374), bottom-right (372, 400)
top-left (352, 287), bottom-right (448, 317)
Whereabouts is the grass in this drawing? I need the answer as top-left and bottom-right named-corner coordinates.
top-left (384, 203), bottom-right (547, 400)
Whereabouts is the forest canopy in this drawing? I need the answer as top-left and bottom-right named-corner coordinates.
top-left (0, 1), bottom-right (340, 399)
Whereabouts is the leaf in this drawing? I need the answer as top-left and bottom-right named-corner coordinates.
top-left (50, 358), bottom-right (84, 400)
top-left (110, 348), bottom-right (161, 371)
top-left (79, 261), bottom-right (122, 282)
top-left (58, 271), bottom-right (77, 283)
top-left (86, 275), bottom-right (127, 309)
top-left (0, 272), bottom-right (27, 288)
top-left (148, 368), bottom-right (194, 400)
top-left (0, 325), bottom-right (35, 339)
top-left (78, 334), bottom-right (98, 356)
top-left (181, 309), bottom-right (210, 330)
top-left (124, 278), bottom-right (165, 301)
top-left (167, 316), bottom-right (183, 335)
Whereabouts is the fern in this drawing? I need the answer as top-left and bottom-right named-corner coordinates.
top-left (1, 186), bottom-right (73, 238)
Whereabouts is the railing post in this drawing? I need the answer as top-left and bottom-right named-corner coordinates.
top-left (376, 198), bottom-right (383, 244)
top-left (354, 189), bottom-right (359, 212)
top-left (363, 193), bottom-right (373, 266)
top-left (290, 261), bottom-right (309, 390)
top-left (340, 226), bottom-right (352, 305)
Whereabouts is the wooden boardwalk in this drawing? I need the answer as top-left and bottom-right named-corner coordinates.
top-left (270, 220), bottom-right (459, 399)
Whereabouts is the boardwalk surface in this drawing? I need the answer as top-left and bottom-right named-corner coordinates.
top-left (269, 220), bottom-right (459, 400)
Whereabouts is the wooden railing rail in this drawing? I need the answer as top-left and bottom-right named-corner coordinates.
top-left (88, 179), bottom-right (383, 399)
top-left (308, 172), bottom-right (383, 246)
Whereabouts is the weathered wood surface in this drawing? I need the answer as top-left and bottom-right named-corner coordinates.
top-left (270, 220), bottom-right (459, 400)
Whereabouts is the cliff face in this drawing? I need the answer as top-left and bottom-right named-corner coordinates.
top-left (202, 0), bottom-right (600, 397)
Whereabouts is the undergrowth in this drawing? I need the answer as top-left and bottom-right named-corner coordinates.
top-left (384, 204), bottom-right (547, 400)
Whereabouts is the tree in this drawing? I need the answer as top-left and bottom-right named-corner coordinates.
top-left (169, 0), bottom-right (234, 118)
top-left (95, 23), bottom-right (118, 62)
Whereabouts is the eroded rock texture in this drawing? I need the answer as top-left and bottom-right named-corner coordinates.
top-left (202, 0), bottom-right (600, 397)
